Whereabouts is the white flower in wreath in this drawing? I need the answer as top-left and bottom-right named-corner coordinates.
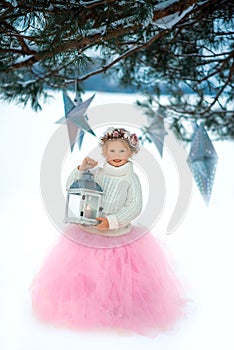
top-left (105, 127), bottom-right (115, 134)
top-left (123, 131), bottom-right (131, 139)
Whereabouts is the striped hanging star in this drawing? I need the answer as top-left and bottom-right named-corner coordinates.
top-left (55, 91), bottom-right (95, 152)
top-left (147, 107), bottom-right (168, 157)
top-left (72, 93), bottom-right (86, 150)
top-left (59, 91), bottom-right (77, 152)
top-left (187, 123), bottom-right (218, 205)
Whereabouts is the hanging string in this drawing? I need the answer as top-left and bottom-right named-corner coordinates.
top-left (74, 79), bottom-right (80, 104)
top-left (74, 56), bottom-right (82, 104)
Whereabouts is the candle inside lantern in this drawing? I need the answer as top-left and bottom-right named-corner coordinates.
top-left (84, 205), bottom-right (95, 219)
top-left (84, 195), bottom-right (99, 219)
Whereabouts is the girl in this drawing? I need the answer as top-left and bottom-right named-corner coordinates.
top-left (31, 127), bottom-right (185, 337)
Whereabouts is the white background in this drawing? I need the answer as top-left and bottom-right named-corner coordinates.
top-left (1, 92), bottom-right (234, 350)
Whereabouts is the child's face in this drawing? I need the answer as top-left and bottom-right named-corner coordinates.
top-left (103, 140), bottom-right (132, 167)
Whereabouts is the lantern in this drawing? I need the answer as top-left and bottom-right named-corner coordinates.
top-left (65, 170), bottom-right (103, 225)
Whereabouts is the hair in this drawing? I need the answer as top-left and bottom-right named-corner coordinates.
top-left (99, 127), bottom-right (140, 154)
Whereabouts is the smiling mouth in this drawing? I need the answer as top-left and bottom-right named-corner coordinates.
top-left (113, 159), bottom-right (122, 163)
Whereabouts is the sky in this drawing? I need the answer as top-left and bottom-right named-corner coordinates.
top-left (1, 91), bottom-right (234, 350)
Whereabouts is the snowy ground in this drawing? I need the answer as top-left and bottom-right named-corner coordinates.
top-left (1, 92), bottom-right (234, 350)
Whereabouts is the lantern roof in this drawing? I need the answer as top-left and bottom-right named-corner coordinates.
top-left (70, 170), bottom-right (103, 192)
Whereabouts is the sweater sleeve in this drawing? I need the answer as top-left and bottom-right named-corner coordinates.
top-left (106, 173), bottom-right (143, 229)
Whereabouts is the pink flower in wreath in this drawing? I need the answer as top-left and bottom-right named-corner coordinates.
top-left (130, 133), bottom-right (138, 146)
top-left (113, 130), bottom-right (120, 138)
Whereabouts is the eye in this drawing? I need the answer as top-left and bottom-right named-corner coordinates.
top-left (109, 149), bottom-right (115, 152)
top-left (120, 149), bottom-right (126, 152)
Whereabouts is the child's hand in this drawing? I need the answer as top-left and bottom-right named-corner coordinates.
top-left (96, 217), bottom-right (109, 230)
top-left (78, 157), bottom-right (98, 171)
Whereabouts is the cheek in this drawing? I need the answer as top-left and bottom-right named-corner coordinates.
top-left (128, 152), bottom-right (133, 159)
top-left (105, 151), bottom-right (113, 160)
top-left (125, 149), bottom-right (131, 157)
top-left (102, 148), bottom-right (109, 159)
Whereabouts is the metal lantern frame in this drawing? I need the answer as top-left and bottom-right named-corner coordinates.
top-left (65, 171), bottom-right (104, 226)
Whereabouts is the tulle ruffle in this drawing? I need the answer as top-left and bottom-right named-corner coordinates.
top-left (31, 226), bottom-right (185, 337)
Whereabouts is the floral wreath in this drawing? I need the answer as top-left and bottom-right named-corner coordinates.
top-left (100, 127), bottom-right (140, 153)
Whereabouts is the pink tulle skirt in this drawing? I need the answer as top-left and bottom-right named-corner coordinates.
top-left (31, 225), bottom-right (185, 337)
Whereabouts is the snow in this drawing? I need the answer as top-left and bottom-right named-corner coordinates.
top-left (154, 5), bottom-right (194, 29)
top-left (154, 0), bottom-right (180, 11)
top-left (13, 55), bottom-right (33, 65)
top-left (85, 26), bottom-right (107, 37)
top-left (1, 92), bottom-right (234, 350)
top-left (16, 79), bottom-right (37, 87)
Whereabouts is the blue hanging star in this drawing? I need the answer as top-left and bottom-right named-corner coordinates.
top-left (64, 94), bottom-right (96, 136)
top-left (60, 90), bottom-right (78, 152)
top-left (147, 107), bottom-right (168, 157)
top-left (73, 93), bottom-right (86, 150)
top-left (56, 92), bottom-right (95, 151)
top-left (76, 129), bottom-right (85, 150)
top-left (187, 123), bottom-right (218, 205)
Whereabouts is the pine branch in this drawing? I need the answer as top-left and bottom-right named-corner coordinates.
top-left (1, 0), bottom-right (199, 73)
top-left (200, 60), bottom-right (234, 115)
top-left (198, 51), bottom-right (234, 83)
top-left (153, 0), bottom-right (199, 21)
top-left (80, 0), bottom-right (117, 8)
top-left (75, 30), bottom-right (168, 83)
top-left (1, 0), bottom-right (234, 141)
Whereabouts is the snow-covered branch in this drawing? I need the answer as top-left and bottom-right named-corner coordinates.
top-left (1, 0), bottom-right (234, 136)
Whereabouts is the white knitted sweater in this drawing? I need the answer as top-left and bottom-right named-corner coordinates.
top-left (66, 161), bottom-right (143, 235)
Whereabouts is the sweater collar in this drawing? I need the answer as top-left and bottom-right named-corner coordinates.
top-left (102, 161), bottom-right (133, 177)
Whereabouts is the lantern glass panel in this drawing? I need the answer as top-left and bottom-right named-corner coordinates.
top-left (67, 193), bottom-right (80, 218)
top-left (84, 195), bottom-right (99, 219)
